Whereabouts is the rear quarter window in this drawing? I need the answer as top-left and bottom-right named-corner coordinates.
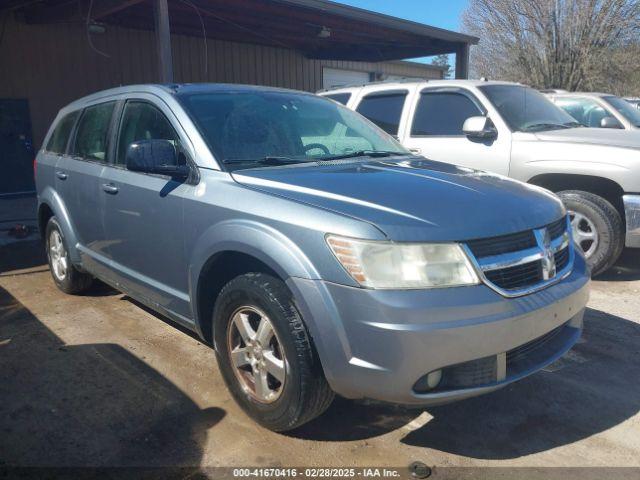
top-left (324, 93), bottom-right (352, 105)
top-left (46, 111), bottom-right (79, 154)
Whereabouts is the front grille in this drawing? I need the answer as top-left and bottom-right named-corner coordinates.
top-left (554, 246), bottom-right (570, 271)
top-left (507, 323), bottom-right (574, 376)
top-left (507, 325), bottom-right (564, 366)
top-left (466, 218), bottom-right (567, 258)
top-left (485, 260), bottom-right (543, 290)
top-left (547, 217), bottom-right (567, 239)
top-left (465, 216), bottom-right (572, 295)
top-left (466, 230), bottom-right (536, 258)
top-left (413, 322), bottom-right (577, 394)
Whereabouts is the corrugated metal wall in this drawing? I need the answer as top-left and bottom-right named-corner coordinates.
top-left (0, 16), bottom-right (442, 147)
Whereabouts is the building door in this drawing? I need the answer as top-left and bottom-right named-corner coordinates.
top-left (0, 99), bottom-right (35, 195)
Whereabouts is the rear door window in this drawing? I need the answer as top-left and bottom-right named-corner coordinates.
top-left (356, 91), bottom-right (408, 136)
top-left (411, 91), bottom-right (483, 136)
top-left (72, 102), bottom-right (116, 162)
top-left (46, 111), bottom-right (79, 154)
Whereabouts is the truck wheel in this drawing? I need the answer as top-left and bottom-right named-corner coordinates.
top-left (213, 273), bottom-right (334, 431)
top-left (45, 217), bottom-right (93, 294)
top-left (558, 190), bottom-right (624, 276)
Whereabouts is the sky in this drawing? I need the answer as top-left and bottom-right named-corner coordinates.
top-left (336, 0), bottom-right (469, 32)
top-left (335, 0), bottom-right (470, 67)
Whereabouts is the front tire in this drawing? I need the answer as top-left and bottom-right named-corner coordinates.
top-left (213, 273), bottom-right (334, 431)
top-left (45, 217), bottom-right (93, 294)
top-left (558, 190), bottom-right (624, 276)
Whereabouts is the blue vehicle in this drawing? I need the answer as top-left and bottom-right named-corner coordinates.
top-left (35, 84), bottom-right (590, 431)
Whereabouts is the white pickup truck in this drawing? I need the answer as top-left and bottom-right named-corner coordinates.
top-left (320, 80), bottom-right (640, 275)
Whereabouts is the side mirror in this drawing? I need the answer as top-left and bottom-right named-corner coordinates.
top-left (462, 116), bottom-right (498, 139)
top-left (125, 139), bottom-right (189, 178)
top-left (600, 116), bottom-right (623, 129)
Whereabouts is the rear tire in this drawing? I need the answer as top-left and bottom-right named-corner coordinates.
top-left (558, 190), bottom-right (624, 276)
top-left (45, 217), bottom-right (93, 294)
top-left (213, 273), bottom-right (334, 431)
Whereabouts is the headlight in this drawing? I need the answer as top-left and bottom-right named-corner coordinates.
top-left (326, 235), bottom-right (480, 289)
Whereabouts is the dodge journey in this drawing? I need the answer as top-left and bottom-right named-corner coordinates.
top-left (36, 84), bottom-right (590, 431)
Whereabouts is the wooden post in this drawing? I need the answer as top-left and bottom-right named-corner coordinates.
top-left (455, 43), bottom-right (470, 79)
top-left (154, 0), bottom-right (173, 83)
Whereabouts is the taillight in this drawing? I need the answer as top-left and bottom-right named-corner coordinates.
top-left (33, 158), bottom-right (37, 178)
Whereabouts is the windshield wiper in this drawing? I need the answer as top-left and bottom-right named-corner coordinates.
top-left (563, 121), bottom-right (583, 128)
top-left (521, 123), bottom-right (572, 132)
top-left (223, 156), bottom-right (311, 166)
top-left (320, 150), bottom-right (407, 161)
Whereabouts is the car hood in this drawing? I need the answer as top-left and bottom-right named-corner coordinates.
top-left (534, 127), bottom-right (640, 149)
top-left (231, 158), bottom-right (565, 242)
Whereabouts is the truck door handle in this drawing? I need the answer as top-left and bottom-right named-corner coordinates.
top-left (102, 183), bottom-right (119, 194)
top-left (55, 171), bottom-right (68, 180)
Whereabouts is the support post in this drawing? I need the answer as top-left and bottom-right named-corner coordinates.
top-left (154, 0), bottom-right (173, 83)
top-left (455, 43), bottom-right (470, 79)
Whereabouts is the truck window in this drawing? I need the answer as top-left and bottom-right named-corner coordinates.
top-left (71, 102), bottom-right (116, 162)
top-left (356, 91), bottom-right (408, 136)
top-left (324, 93), bottom-right (352, 105)
top-left (411, 91), bottom-right (483, 136)
top-left (479, 85), bottom-right (576, 132)
top-left (46, 111), bottom-right (79, 154)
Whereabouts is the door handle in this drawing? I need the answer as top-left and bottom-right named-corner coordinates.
top-left (409, 148), bottom-right (422, 155)
top-left (55, 171), bottom-right (68, 180)
top-left (102, 183), bottom-right (119, 194)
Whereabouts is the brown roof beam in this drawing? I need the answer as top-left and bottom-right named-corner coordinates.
top-left (23, 0), bottom-right (146, 24)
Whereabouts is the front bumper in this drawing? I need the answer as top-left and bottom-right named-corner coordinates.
top-left (287, 252), bottom-right (590, 406)
top-left (623, 194), bottom-right (640, 248)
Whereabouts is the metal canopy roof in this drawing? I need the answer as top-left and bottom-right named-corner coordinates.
top-left (14, 0), bottom-right (478, 62)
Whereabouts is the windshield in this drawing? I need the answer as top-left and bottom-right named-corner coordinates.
top-left (479, 85), bottom-right (579, 132)
top-left (178, 90), bottom-right (407, 169)
top-left (603, 96), bottom-right (640, 127)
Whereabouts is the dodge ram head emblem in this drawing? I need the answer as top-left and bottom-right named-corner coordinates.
top-left (539, 228), bottom-right (557, 280)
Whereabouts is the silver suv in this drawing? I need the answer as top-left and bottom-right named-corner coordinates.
top-left (320, 80), bottom-right (640, 275)
top-left (36, 84), bottom-right (589, 431)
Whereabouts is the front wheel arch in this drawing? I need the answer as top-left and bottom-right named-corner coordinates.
top-left (528, 173), bottom-right (625, 219)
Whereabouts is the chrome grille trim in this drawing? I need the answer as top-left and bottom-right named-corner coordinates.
top-left (478, 235), bottom-right (570, 272)
top-left (462, 216), bottom-right (575, 298)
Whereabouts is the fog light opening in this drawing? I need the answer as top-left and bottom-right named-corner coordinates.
top-left (413, 369), bottom-right (442, 393)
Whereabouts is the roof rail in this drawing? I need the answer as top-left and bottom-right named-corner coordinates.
top-left (317, 78), bottom-right (429, 93)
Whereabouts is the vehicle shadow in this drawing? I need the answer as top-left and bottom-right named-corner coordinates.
top-left (0, 284), bottom-right (224, 467)
top-left (122, 295), bottom-right (207, 344)
top-left (597, 248), bottom-right (640, 281)
top-left (291, 307), bottom-right (640, 460)
top-left (0, 239), bottom-right (47, 274)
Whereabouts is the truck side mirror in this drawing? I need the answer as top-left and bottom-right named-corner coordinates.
top-left (600, 116), bottom-right (623, 129)
top-left (462, 116), bottom-right (498, 140)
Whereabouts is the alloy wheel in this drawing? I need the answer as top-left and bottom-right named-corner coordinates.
top-left (226, 306), bottom-right (287, 404)
top-left (49, 230), bottom-right (68, 281)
